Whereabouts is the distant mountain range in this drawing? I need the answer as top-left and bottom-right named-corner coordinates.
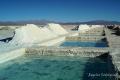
top-left (0, 20), bottom-right (120, 26)
top-left (61, 20), bottom-right (120, 25)
top-left (0, 20), bottom-right (56, 26)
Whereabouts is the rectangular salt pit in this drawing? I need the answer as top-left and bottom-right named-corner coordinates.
top-left (0, 55), bottom-right (116, 80)
top-left (60, 41), bottom-right (108, 47)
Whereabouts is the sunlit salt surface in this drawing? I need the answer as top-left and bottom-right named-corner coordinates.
top-left (0, 56), bottom-right (116, 80)
top-left (60, 41), bottom-right (108, 47)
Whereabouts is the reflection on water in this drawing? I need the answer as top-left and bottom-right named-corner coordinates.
top-left (0, 55), bottom-right (116, 80)
top-left (82, 54), bottom-right (116, 80)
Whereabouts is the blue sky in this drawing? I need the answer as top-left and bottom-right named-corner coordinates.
top-left (0, 0), bottom-right (120, 22)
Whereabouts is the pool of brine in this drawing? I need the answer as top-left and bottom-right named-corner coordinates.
top-left (0, 56), bottom-right (116, 80)
top-left (60, 41), bottom-right (108, 47)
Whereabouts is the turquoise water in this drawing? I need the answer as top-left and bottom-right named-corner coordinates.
top-left (60, 41), bottom-right (108, 47)
top-left (0, 56), bottom-right (116, 80)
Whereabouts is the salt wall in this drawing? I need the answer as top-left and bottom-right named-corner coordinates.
top-left (25, 47), bottom-right (109, 57)
top-left (65, 36), bottom-right (105, 41)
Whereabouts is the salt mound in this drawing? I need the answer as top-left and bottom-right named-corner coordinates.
top-left (10, 24), bottom-right (57, 45)
top-left (46, 23), bottom-right (68, 35)
top-left (78, 24), bottom-right (104, 33)
top-left (91, 25), bottom-right (104, 29)
top-left (78, 24), bottom-right (90, 32)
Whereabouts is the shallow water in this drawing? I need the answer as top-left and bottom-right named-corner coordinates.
top-left (60, 41), bottom-right (108, 47)
top-left (0, 56), bottom-right (116, 80)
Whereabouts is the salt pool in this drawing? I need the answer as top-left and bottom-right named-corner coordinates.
top-left (0, 56), bottom-right (116, 80)
top-left (60, 41), bottom-right (108, 47)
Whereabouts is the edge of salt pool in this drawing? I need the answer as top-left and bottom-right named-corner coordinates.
top-left (0, 48), bottom-right (25, 64)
